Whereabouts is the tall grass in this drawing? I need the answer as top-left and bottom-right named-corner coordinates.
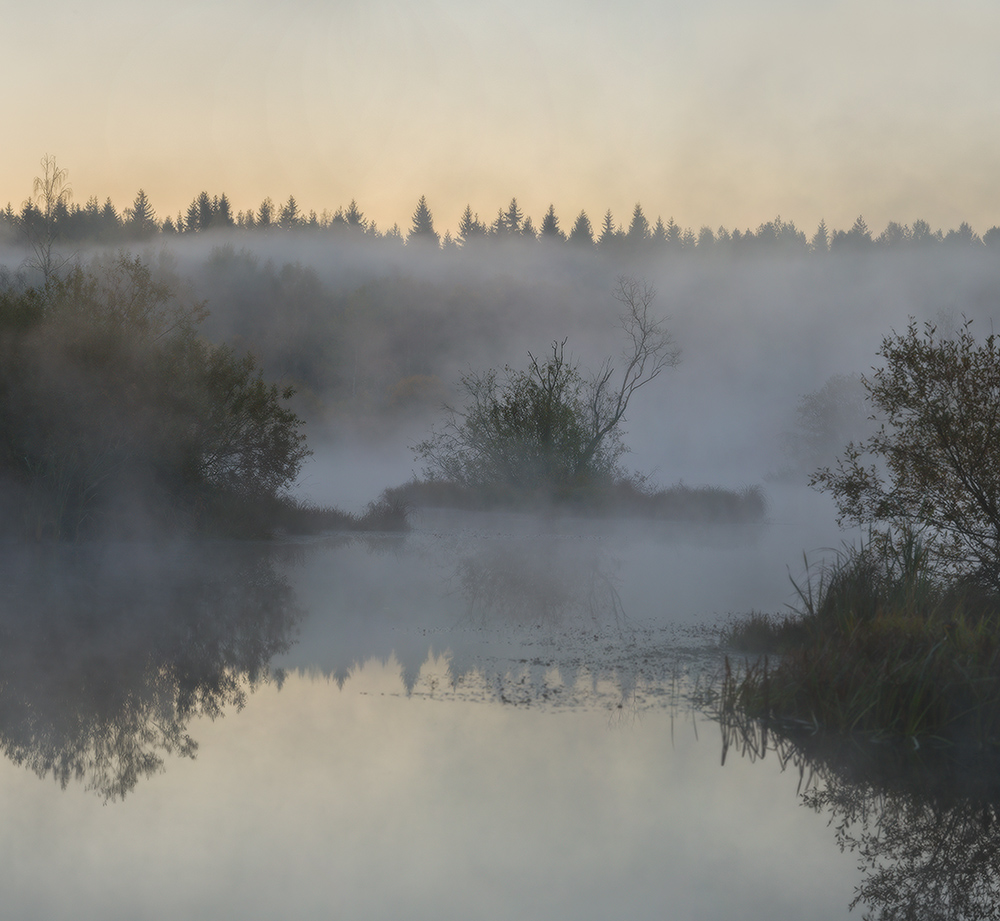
top-left (721, 532), bottom-right (1000, 746)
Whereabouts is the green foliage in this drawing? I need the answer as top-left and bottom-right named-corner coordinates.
top-left (813, 319), bottom-right (1000, 584)
top-left (416, 341), bottom-right (625, 493)
top-left (0, 253), bottom-right (311, 538)
top-left (415, 276), bottom-right (679, 498)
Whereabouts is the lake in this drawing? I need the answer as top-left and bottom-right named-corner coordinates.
top-left (2, 487), bottom-right (995, 920)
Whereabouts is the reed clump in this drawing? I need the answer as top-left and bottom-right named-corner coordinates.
top-left (722, 533), bottom-right (1000, 746)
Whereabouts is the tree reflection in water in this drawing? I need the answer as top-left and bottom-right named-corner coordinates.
top-left (716, 709), bottom-right (1000, 920)
top-left (0, 543), bottom-right (301, 800)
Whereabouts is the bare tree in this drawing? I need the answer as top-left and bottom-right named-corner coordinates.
top-left (24, 154), bottom-right (73, 282)
top-left (579, 275), bottom-right (681, 473)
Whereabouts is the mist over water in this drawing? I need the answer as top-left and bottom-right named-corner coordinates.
top-left (217, 241), bottom-right (1000, 507)
top-left (3, 238), bottom-right (999, 919)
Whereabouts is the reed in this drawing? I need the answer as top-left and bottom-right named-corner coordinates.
top-left (721, 534), bottom-right (1000, 746)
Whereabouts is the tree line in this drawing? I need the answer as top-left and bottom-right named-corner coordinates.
top-left (3, 157), bottom-right (999, 258)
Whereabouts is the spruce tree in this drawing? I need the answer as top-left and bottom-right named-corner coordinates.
top-left (811, 219), bottom-right (829, 254)
top-left (407, 196), bottom-right (439, 246)
top-left (124, 189), bottom-right (158, 239)
top-left (257, 198), bottom-right (275, 229)
top-left (215, 194), bottom-right (234, 228)
top-left (457, 205), bottom-right (486, 245)
top-left (568, 210), bottom-right (594, 246)
top-left (597, 209), bottom-right (620, 251)
top-left (345, 199), bottom-right (365, 229)
top-left (278, 196), bottom-right (300, 230)
top-left (540, 204), bottom-right (564, 241)
top-left (626, 203), bottom-right (649, 245)
top-left (504, 198), bottom-right (523, 236)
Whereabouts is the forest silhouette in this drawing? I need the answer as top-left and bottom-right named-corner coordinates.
top-left (3, 158), bottom-right (999, 256)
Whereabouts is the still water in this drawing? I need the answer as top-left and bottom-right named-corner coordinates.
top-left (1, 489), bottom-right (996, 920)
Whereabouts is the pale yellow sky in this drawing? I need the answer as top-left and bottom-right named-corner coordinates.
top-left (4, 0), bottom-right (999, 236)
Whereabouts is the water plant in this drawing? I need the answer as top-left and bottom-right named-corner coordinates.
top-left (720, 532), bottom-right (1000, 746)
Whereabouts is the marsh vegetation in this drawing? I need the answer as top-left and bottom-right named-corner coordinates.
top-left (723, 320), bottom-right (1000, 747)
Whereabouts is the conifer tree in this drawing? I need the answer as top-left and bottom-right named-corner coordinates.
top-left (124, 189), bottom-right (158, 239)
top-left (504, 198), bottom-right (523, 236)
top-left (99, 198), bottom-right (121, 242)
top-left (196, 191), bottom-right (214, 231)
top-left (626, 203), bottom-right (650, 245)
top-left (848, 215), bottom-right (871, 247)
top-left (278, 196), bottom-right (300, 230)
top-left (811, 219), bottom-right (829, 253)
top-left (598, 210), bottom-right (620, 251)
top-left (345, 199), bottom-right (365, 229)
top-left (457, 205), bottom-right (486, 245)
top-left (490, 207), bottom-right (507, 237)
top-left (407, 196), bottom-right (439, 246)
top-left (664, 217), bottom-right (682, 250)
top-left (257, 198), bottom-right (275, 229)
top-left (214, 194), bottom-right (234, 228)
top-left (651, 217), bottom-right (668, 249)
top-left (540, 204), bottom-right (565, 241)
top-left (568, 210), bottom-right (594, 246)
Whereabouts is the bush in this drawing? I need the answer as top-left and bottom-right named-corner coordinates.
top-left (415, 275), bottom-right (679, 496)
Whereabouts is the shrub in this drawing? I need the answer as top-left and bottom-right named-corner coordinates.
top-left (415, 275), bottom-right (679, 496)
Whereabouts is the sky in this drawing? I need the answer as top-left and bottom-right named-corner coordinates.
top-left (4, 0), bottom-right (1000, 237)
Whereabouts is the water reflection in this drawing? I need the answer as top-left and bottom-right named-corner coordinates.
top-left (0, 543), bottom-right (300, 800)
top-left (718, 714), bottom-right (1000, 919)
top-left (454, 537), bottom-right (626, 628)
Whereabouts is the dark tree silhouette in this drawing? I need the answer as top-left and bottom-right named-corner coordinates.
top-left (457, 205), bottom-right (486, 245)
top-left (568, 210), bottom-right (594, 246)
top-left (598, 209), bottom-right (618, 250)
top-left (626, 203), bottom-right (650, 247)
top-left (540, 204), bottom-right (565, 241)
top-left (257, 197), bottom-right (275, 228)
top-left (504, 197), bottom-right (524, 237)
top-left (407, 195), bottom-right (439, 246)
top-left (811, 219), bottom-right (829, 253)
top-left (124, 189), bottom-right (158, 239)
top-left (664, 217), bottom-right (682, 250)
top-left (345, 199), bottom-right (365, 229)
top-left (214, 193), bottom-right (234, 228)
top-left (279, 195), bottom-right (300, 230)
